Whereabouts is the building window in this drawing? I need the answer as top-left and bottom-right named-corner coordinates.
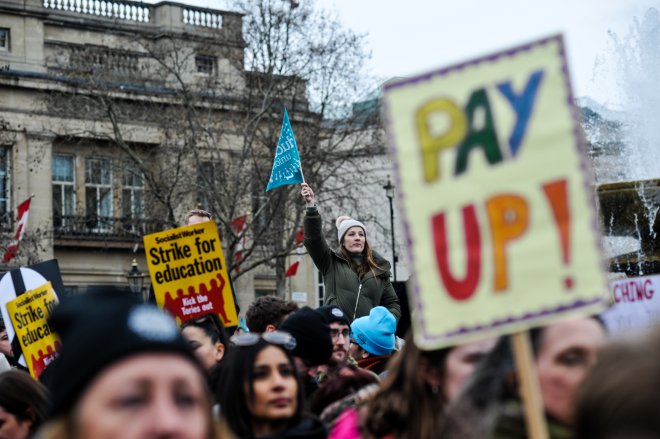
top-left (0, 29), bottom-right (9, 51)
top-left (52, 154), bottom-right (75, 229)
top-left (85, 157), bottom-right (112, 231)
top-left (195, 55), bottom-right (216, 75)
top-left (122, 160), bottom-right (144, 232)
top-left (198, 161), bottom-right (223, 211)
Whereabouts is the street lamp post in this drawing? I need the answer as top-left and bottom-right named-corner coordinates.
top-left (383, 176), bottom-right (397, 282)
top-left (126, 259), bottom-right (145, 301)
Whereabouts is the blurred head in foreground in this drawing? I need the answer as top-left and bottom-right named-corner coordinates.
top-left (38, 288), bottom-right (228, 439)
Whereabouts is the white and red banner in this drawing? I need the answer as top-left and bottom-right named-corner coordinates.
top-left (602, 274), bottom-right (660, 338)
top-left (3, 198), bottom-right (31, 263)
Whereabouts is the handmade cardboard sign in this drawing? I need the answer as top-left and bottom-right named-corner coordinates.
top-left (6, 282), bottom-right (60, 378)
top-left (144, 221), bottom-right (238, 326)
top-left (383, 35), bottom-right (607, 349)
top-left (602, 274), bottom-right (660, 337)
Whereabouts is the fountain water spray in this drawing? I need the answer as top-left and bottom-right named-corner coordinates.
top-left (587, 7), bottom-right (660, 276)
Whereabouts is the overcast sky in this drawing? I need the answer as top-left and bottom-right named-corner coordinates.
top-left (317, 1), bottom-right (654, 106)
top-left (159, 0), bottom-right (656, 109)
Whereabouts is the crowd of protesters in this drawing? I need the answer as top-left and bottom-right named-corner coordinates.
top-left (0, 289), bottom-right (634, 439)
top-left (0, 186), bottom-right (656, 439)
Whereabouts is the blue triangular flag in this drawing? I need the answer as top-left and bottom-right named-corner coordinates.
top-left (266, 109), bottom-right (304, 192)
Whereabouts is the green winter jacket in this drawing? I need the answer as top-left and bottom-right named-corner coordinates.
top-left (303, 206), bottom-right (401, 322)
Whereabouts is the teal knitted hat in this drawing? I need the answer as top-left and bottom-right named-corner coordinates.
top-left (350, 306), bottom-right (396, 356)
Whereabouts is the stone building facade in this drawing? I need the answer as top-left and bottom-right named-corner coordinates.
top-left (0, 0), bottom-right (330, 312)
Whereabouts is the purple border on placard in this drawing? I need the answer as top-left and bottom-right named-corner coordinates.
top-left (381, 34), bottom-right (608, 345)
top-left (428, 298), bottom-right (604, 342)
top-left (556, 36), bottom-right (612, 296)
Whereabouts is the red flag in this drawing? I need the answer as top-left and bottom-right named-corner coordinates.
top-left (3, 198), bottom-right (31, 263)
top-left (294, 229), bottom-right (304, 247)
top-left (285, 260), bottom-right (300, 277)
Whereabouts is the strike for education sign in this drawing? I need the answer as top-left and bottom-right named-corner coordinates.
top-left (6, 282), bottom-right (60, 379)
top-left (383, 35), bottom-right (608, 349)
top-left (144, 221), bottom-right (238, 327)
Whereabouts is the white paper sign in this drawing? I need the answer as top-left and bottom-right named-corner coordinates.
top-left (602, 274), bottom-right (660, 338)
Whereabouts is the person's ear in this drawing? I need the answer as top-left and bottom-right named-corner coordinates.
top-left (214, 342), bottom-right (225, 362)
top-left (265, 324), bottom-right (277, 332)
top-left (21, 407), bottom-right (35, 430)
top-left (419, 357), bottom-right (442, 390)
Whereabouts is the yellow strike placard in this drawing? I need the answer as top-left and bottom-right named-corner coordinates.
top-left (144, 221), bottom-right (238, 327)
top-left (383, 35), bottom-right (607, 349)
top-left (6, 282), bottom-right (60, 378)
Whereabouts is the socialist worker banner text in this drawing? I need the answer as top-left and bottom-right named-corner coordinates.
top-left (144, 221), bottom-right (238, 327)
top-left (7, 282), bottom-right (60, 378)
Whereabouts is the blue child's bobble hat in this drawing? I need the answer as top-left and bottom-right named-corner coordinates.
top-left (350, 306), bottom-right (396, 356)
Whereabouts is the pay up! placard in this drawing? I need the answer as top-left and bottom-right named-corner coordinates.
top-left (383, 35), bottom-right (607, 349)
top-left (7, 282), bottom-right (60, 378)
top-left (144, 221), bottom-right (238, 326)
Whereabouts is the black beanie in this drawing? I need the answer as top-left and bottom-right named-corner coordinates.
top-left (279, 306), bottom-right (332, 366)
top-left (45, 288), bottom-right (200, 419)
top-left (315, 305), bottom-right (350, 327)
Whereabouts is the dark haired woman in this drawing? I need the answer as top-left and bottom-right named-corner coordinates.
top-left (216, 332), bottom-right (326, 439)
top-left (330, 334), bottom-right (452, 439)
top-left (0, 369), bottom-right (49, 439)
top-left (182, 313), bottom-right (229, 395)
top-left (300, 183), bottom-right (400, 322)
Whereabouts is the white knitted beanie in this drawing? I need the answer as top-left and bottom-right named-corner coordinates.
top-left (336, 216), bottom-right (367, 243)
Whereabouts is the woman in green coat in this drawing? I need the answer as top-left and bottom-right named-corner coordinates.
top-left (300, 183), bottom-right (401, 322)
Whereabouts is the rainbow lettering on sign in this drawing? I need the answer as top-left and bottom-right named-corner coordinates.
top-left (416, 70), bottom-right (544, 182)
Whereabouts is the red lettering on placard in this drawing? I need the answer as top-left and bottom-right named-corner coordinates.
top-left (613, 278), bottom-right (655, 303)
top-left (432, 205), bottom-right (481, 301)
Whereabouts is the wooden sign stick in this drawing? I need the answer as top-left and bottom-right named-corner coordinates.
top-left (511, 331), bottom-right (550, 439)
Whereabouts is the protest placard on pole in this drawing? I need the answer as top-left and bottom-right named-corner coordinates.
top-left (6, 281), bottom-right (60, 379)
top-left (382, 34), bottom-right (608, 348)
top-left (511, 332), bottom-right (549, 439)
top-left (144, 221), bottom-right (238, 327)
top-left (384, 34), bottom-right (608, 438)
top-left (0, 259), bottom-right (64, 368)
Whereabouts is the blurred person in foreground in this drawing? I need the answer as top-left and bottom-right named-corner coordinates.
top-left (574, 326), bottom-right (660, 439)
top-left (36, 288), bottom-right (233, 439)
top-left (327, 332), bottom-right (494, 438)
top-left (441, 316), bottom-right (607, 439)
